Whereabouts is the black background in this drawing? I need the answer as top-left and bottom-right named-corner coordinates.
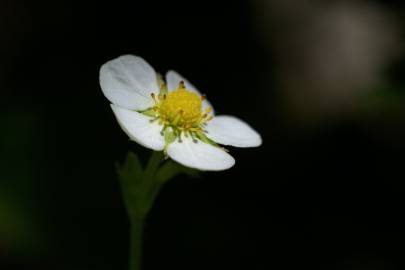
top-left (2, 0), bottom-right (405, 269)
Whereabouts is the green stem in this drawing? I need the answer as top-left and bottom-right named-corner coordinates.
top-left (117, 151), bottom-right (196, 270)
top-left (129, 217), bottom-right (144, 270)
top-left (126, 151), bottom-right (163, 270)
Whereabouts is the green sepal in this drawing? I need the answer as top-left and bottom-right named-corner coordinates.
top-left (139, 108), bottom-right (157, 118)
top-left (163, 127), bottom-right (176, 146)
top-left (195, 131), bottom-right (219, 148)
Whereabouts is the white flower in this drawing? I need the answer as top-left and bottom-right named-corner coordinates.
top-left (100, 55), bottom-right (262, 171)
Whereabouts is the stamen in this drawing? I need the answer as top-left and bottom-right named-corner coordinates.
top-left (160, 126), bottom-right (166, 136)
top-left (172, 112), bottom-right (181, 126)
top-left (190, 132), bottom-right (199, 143)
top-left (150, 85), bottom-right (214, 145)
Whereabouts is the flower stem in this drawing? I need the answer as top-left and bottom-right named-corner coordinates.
top-left (129, 217), bottom-right (144, 270)
top-left (117, 151), bottom-right (197, 270)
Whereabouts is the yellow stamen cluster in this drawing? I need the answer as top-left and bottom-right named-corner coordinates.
top-left (151, 81), bottom-right (212, 133)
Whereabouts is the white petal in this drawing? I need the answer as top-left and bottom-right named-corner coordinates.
top-left (165, 70), bottom-right (214, 113)
top-left (167, 136), bottom-right (235, 171)
top-left (205, 115), bottom-right (262, 148)
top-left (100, 55), bottom-right (159, 110)
top-left (111, 104), bottom-right (164, 151)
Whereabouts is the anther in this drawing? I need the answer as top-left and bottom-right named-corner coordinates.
top-left (151, 93), bottom-right (158, 102)
top-left (201, 94), bottom-right (206, 101)
top-left (190, 133), bottom-right (198, 143)
top-left (179, 81), bottom-right (186, 89)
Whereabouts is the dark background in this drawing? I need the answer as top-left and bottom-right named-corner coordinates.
top-left (1, 0), bottom-right (405, 269)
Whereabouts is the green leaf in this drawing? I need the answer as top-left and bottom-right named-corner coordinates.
top-left (116, 152), bottom-right (145, 219)
top-left (116, 151), bottom-right (197, 221)
top-left (156, 160), bottom-right (199, 184)
top-left (115, 150), bottom-right (200, 270)
top-left (116, 152), bottom-right (143, 180)
top-left (143, 151), bottom-right (164, 183)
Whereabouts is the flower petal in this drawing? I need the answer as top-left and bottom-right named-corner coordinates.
top-left (167, 136), bottom-right (235, 171)
top-left (100, 55), bottom-right (159, 110)
top-left (111, 104), bottom-right (165, 151)
top-left (165, 70), bottom-right (214, 113)
top-left (205, 115), bottom-right (262, 147)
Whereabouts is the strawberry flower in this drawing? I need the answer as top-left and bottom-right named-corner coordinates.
top-left (100, 55), bottom-right (261, 171)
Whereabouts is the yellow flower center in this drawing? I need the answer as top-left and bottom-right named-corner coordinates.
top-left (159, 88), bottom-right (202, 128)
top-left (150, 81), bottom-right (212, 132)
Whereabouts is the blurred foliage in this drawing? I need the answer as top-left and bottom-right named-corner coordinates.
top-left (0, 109), bottom-right (48, 257)
top-left (365, 83), bottom-right (405, 113)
